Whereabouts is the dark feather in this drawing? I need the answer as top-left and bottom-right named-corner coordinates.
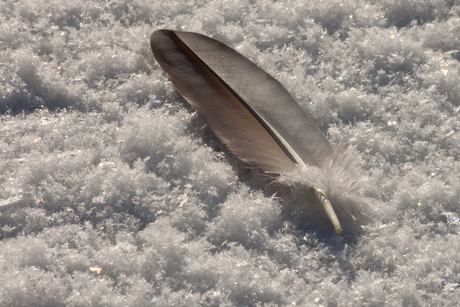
top-left (150, 29), bottom-right (368, 234)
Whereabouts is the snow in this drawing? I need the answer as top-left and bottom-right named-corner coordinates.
top-left (1, 0), bottom-right (460, 305)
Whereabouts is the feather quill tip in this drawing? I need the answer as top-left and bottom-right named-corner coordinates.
top-left (311, 188), bottom-right (342, 234)
top-left (278, 145), bottom-right (371, 234)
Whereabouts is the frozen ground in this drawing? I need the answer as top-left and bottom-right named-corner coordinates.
top-left (1, 0), bottom-right (460, 305)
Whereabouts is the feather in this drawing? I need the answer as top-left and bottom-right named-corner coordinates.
top-left (150, 29), bottom-right (368, 234)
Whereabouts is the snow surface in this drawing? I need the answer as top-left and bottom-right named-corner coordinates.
top-left (1, 0), bottom-right (460, 305)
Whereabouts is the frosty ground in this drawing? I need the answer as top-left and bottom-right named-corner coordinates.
top-left (1, 0), bottom-right (460, 306)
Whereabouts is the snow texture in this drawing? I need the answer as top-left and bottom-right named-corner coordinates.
top-left (1, 0), bottom-right (460, 306)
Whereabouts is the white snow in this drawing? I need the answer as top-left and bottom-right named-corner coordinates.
top-left (1, 0), bottom-right (460, 305)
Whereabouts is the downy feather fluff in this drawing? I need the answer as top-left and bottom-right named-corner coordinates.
top-left (150, 29), bottom-right (370, 234)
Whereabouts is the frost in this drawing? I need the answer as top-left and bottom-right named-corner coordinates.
top-left (1, 0), bottom-right (460, 306)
